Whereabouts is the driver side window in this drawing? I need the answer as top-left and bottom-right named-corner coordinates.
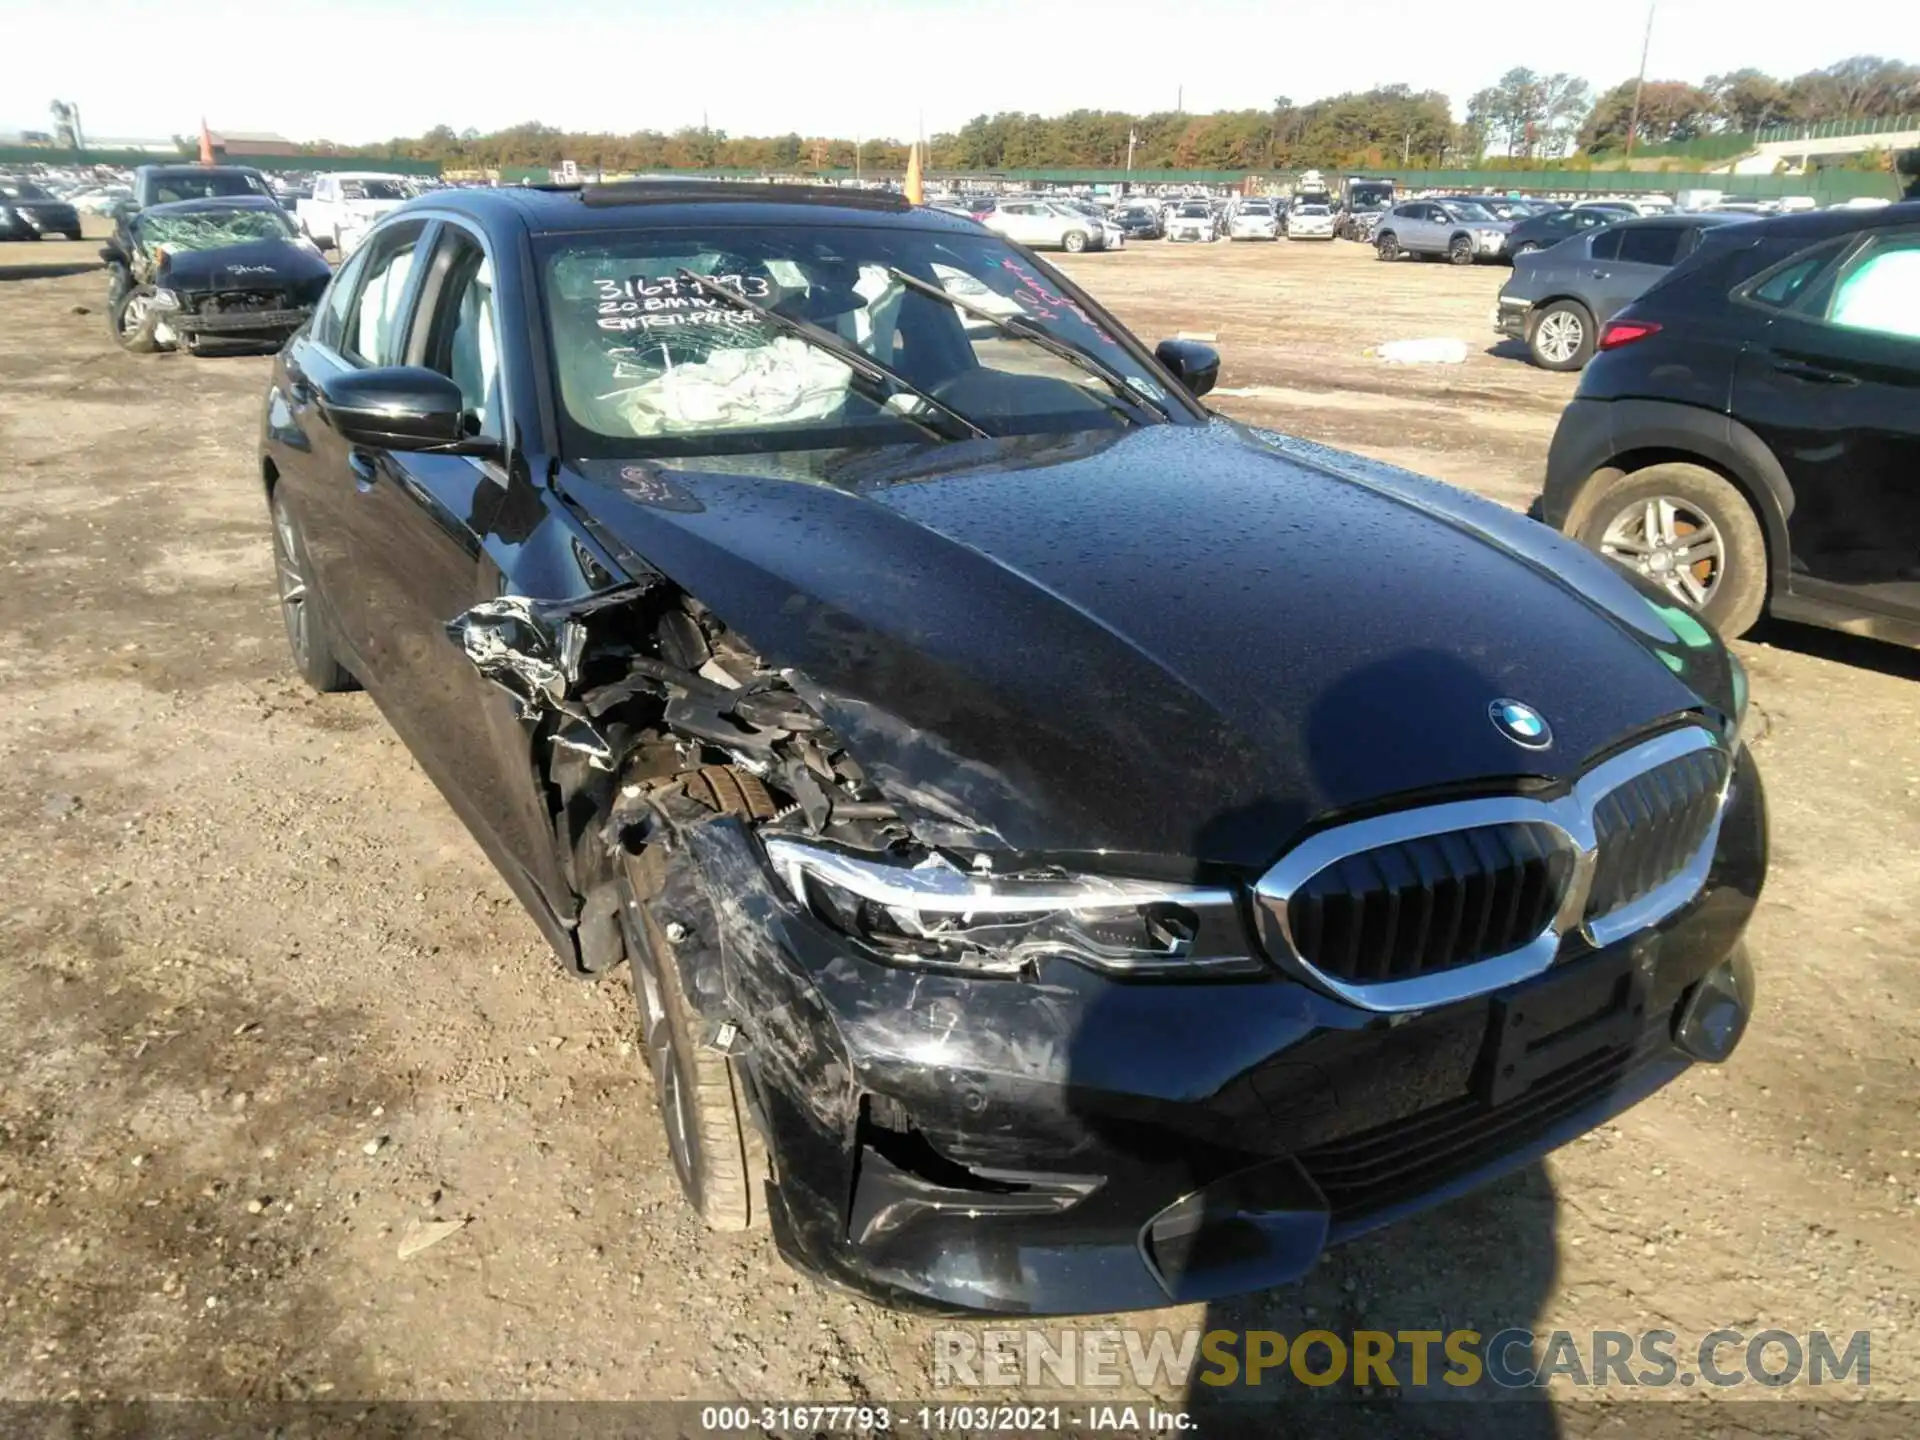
top-left (418, 229), bottom-right (504, 441)
top-left (340, 222), bottom-right (427, 367)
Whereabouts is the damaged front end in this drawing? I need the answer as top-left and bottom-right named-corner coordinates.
top-left (446, 580), bottom-right (1341, 1311)
top-left (445, 578), bottom-right (1763, 1316)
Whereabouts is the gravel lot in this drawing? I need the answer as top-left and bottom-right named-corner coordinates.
top-left (2, 231), bottom-right (1917, 1433)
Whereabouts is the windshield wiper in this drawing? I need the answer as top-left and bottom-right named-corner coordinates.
top-left (674, 269), bottom-right (986, 443)
top-left (884, 267), bottom-right (1172, 426)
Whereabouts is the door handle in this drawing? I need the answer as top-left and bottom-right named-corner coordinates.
top-left (1773, 359), bottom-right (1857, 386)
top-left (1590, 269), bottom-right (1610, 279)
top-left (348, 451), bottom-right (380, 492)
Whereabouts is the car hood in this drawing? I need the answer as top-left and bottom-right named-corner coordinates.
top-left (563, 421), bottom-right (1725, 871)
top-left (157, 238), bottom-right (332, 294)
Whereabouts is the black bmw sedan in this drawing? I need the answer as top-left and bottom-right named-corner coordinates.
top-left (258, 182), bottom-right (1765, 1315)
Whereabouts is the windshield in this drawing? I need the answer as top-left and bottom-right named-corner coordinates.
top-left (341, 178), bottom-right (411, 201)
top-left (1177, 204), bottom-right (1209, 217)
top-left (1349, 186), bottom-right (1393, 210)
top-left (539, 224), bottom-right (1174, 459)
top-left (1441, 201), bottom-right (1497, 222)
top-left (133, 206), bottom-right (297, 251)
top-left (0, 180), bottom-right (55, 201)
top-left (149, 170), bottom-right (274, 204)
top-left (1239, 202), bottom-right (1272, 215)
top-left (1296, 205), bottom-right (1330, 217)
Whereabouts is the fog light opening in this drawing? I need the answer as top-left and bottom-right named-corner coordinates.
top-left (1672, 949), bottom-right (1754, 1063)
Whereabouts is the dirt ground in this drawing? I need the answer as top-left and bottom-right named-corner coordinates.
top-left (2, 232), bottom-right (1918, 1432)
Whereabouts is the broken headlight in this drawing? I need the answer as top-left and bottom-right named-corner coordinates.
top-left (764, 836), bottom-right (1260, 977)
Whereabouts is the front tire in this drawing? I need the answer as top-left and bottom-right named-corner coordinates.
top-left (1448, 234), bottom-right (1476, 265)
top-left (621, 766), bottom-right (776, 1233)
top-left (269, 490), bottom-right (356, 692)
top-left (1571, 464), bottom-right (1768, 637)
top-left (1526, 300), bottom-right (1595, 371)
top-left (110, 285), bottom-right (160, 353)
top-left (1062, 230), bottom-right (1088, 253)
top-left (1375, 232), bottom-right (1400, 261)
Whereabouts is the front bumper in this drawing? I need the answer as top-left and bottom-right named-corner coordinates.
top-left (1495, 297), bottom-right (1532, 340)
top-left (171, 304), bottom-right (313, 337)
top-left (669, 744), bottom-right (1767, 1315)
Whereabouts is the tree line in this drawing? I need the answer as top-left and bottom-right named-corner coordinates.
top-left (343, 55), bottom-right (1917, 174)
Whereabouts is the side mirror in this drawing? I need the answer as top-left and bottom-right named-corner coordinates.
top-left (316, 366), bottom-right (496, 455)
top-left (1155, 338), bottom-right (1220, 399)
top-left (97, 243), bottom-right (126, 265)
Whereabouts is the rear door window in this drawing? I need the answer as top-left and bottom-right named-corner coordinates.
top-left (1590, 229), bottom-right (1623, 261)
top-left (1814, 230), bottom-right (1920, 341)
top-left (1616, 226), bottom-right (1685, 267)
top-left (1739, 238), bottom-right (1851, 311)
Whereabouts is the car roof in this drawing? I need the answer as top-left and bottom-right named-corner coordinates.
top-left (402, 181), bottom-right (990, 240)
top-left (1727, 197), bottom-right (1920, 240)
top-left (137, 163), bottom-right (264, 177)
top-left (136, 195), bottom-right (288, 218)
top-left (1611, 212), bottom-right (1751, 228)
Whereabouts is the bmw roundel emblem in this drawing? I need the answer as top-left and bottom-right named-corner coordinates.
top-left (1490, 698), bottom-right (1553, 749)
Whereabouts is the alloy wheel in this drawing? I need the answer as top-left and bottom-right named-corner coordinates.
top-left (1534, 310), bottom-right (1585, 365)
top-left (635, 959), bottom-right (697, 1192)
top-left (119, 293), bottom-right (150, 338)
top-left (1600, 497), bottom-right (1725, 608)
top-left (271, 498), bottom-right (311, 666)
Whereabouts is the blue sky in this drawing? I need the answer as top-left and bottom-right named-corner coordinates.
top-left (9, 0), bottom-right (1913, 144)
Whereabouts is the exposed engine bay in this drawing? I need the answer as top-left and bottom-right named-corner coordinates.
top-left (448, 584), bottom-right (1247, 982)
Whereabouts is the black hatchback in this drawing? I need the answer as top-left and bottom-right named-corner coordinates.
top-left (1537, 200), bottom-right (1920, 646)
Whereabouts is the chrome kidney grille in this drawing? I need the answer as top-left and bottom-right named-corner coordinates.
top-left (1254, 727), bottom-right (1731, 1012)
top-left (1585, 748), bottom-right (1730, 925)
top-left (1286, 823), bottom-right (1577, 985)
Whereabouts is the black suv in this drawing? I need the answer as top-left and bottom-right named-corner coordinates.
top-left (1537, 201), bottom-right (1920, 646)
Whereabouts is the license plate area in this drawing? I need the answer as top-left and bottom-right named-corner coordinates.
top-left (1478, 949), bottom-right (1646, 1107)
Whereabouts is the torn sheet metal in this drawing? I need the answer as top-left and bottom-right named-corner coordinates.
top-left (446, 586), bottom-right (651, 769)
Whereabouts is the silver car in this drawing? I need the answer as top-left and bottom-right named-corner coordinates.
top-left (1228, 201), bottom-right (1280, 240)
top-left (1374, 199), bottom-right (1512, 265)
top-left (978, 199), bottom-right (1109, 253)
top-left (1286, 203), bottom-right (1335, 240)
top-left (1166, 202), bottom-right (1217, 243)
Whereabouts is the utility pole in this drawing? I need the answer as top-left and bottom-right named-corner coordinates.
top-left (1127, 127), bottom-right (1138, 174)
top-left (1177, 86), bottom-right (1183, 115)
top-left (1403, 132), bottom-right (1413, 167)
top-left (1624, 0), bottom-right (1655, 158)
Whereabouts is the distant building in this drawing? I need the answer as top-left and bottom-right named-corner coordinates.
top-left (211, 130), bottom-right (301, 157)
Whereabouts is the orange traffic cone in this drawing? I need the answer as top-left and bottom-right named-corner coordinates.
top-left (904, 142), bottom-right (923, 205)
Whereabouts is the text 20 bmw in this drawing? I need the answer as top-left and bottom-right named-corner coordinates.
top-left (259, 182), bottom-right (1764, 1315)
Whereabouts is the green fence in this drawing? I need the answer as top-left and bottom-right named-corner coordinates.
top-left (1613, 133), bottom-right (1757, 164)
top-left (1756, 113), bottom-right (1918, 145)
top-left (0, 145), bottom-right (441, 176)
top-left (1377, 167), bottom-right (1899, 203)
top-left (492, 160), bottom-right (1898, 203)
